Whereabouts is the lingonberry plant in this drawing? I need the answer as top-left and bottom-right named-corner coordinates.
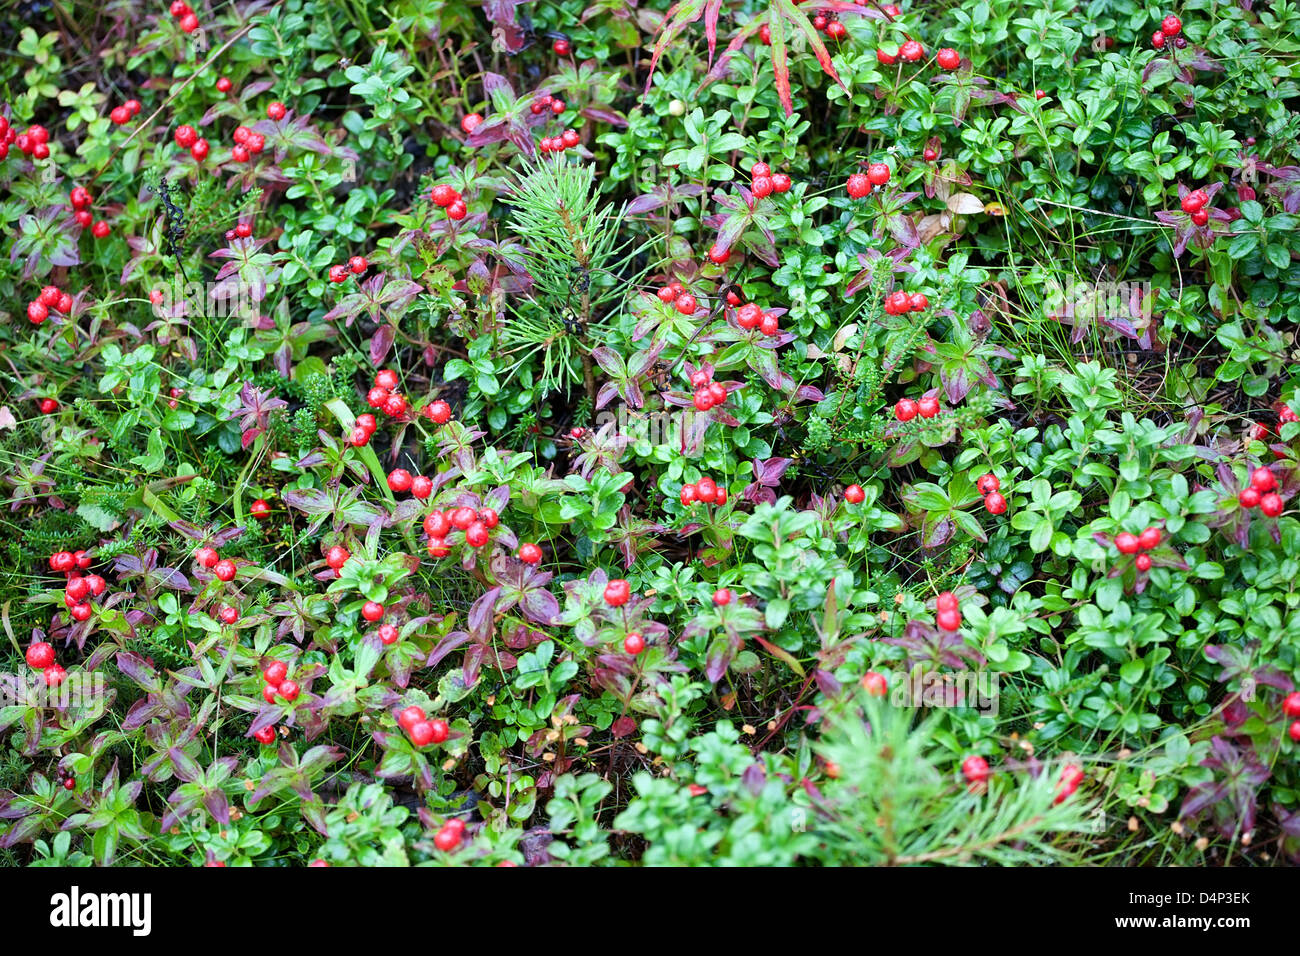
top-left (0, 0), bottom-right (1298, 872)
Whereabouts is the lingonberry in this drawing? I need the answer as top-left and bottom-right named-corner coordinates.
top-left (1161, 14), bottom-right (1181, 35)
top-left (378, 623), bottom-right (400, 645)
top-left (1260, 492), bottom-right (1284, 517)
top-left (324, 546), bottom-right (349, 571)
top-left (845, 483), bottom-right (865, 504)
top-left (250, 498), bottom-right (271, 520)
top-left (410, 475), bottom-right (433, 499)
top-left (1250, 466), bottom-right (1276, 492)
top-left (254, 726), bottom-right (276, 744)
top-left (518, 543), bottom-right (543, 564)
top-left (553, 37), bottom-right (571, 56)
top-left (984, 492), bottom-right (1007, 515)
top-left (675, 293), bottom-right (698, 316)
top-left (976, 473), bottom-right (1000, 495)
top-left (1138, 526), bottom-right (1162, 550)
top-left (899, 40), bottom-right (924, 62)
top-left (214, 559), bottom-right (237, 582)
top-left (894, 398), bottom-right (918, 421)
top-left (1115, 532), bottom-right (1140, 555)
top-left (1135, 554), bottom-right (1152, 572)
top-left (866, 162), bottom-right (891, 186)
top-left (361, 601), bottom-right (384, 622)
top-left (1239, 487), bottom-right (1261, 509)
top-left (91, 221), bottom-right (110, 239)
top-left (175, 125), bottom-right (198, 148)
top-left (936, 47), bottom-right (960, 70)
top-left (917, 395), bottom-right (940, 418)
top-left (624, 632), bottom-right (645, 655)
top-left (712, 587), bottom-right (732, 606)
top-left (846, 173), bottom-right (870, 198)
top-left (861, 671), bottom-right (888, 696)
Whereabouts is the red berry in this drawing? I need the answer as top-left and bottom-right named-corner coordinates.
top-left (1283, 692), bottom-right (1300, 718)
top-left (26, 642), bottom-right (55, 670)
top-left (387, 469), bottom-right (413, 493)
top-left (553, 38), bottom-right (571, 56)
top-left (179, 12), bottom-right (200, 32)
top-left (75, 210), bottom-right (93, 228)
top-left (447, 199), bottom-right (468, 220)
top-left (254, 726), bottom-right (276, 744)
top-left (465, 522), bottom-right (489, 548)
top-left (66, 576), bottom-right (90, 601)
top-left (427, 718), bottom-right (450, 743)
top-left (751, 175), bottom-right (774, 198)
top-left (233, 126), bottom-right (251, 144)
top-left (1181, 188), bottom-right (1209, 213)
top-left (936, 608), bottom-right (962, 632)
top-left (696, 477), bottom-right (717, 503)
top-left (518, 543), bottom-right (543, 564)
top-left (866, 162), bottom-right (891, 186)
top-left (410, 721), bottom-right (436, 746)
top-left (478, 508), bottom-right (500, 529)
top-left (263, 660), bottom-right (288, 686)
top-left (771, 173), bottom-right (792, 193)
top-left (751, 162), bottom-right (771, 178)
top-left (195, 546), bottom-right (219, 568)
top-left (86, 575), bottom-right (106, 596)
top-left (861, 671), bottom-right (888, 696)
top-left (899, 40), bottom-right (924, 62)
top-left (383, 393), bottom-right (408, 417)
top-left (250, 498), bottom-right (271, 520)
top-left (217, 605), bottom-right (237, 625)
top-left (44, 665), bottom-right (67, 687)
top-left (1239, 487), bottom-right (1261, 509)
top-left (1138, 527), bottom-right (1162, 550)
top-left (451, 507), bottom-right (476, 530)
top-left (427, 537), bottom-right (450, 558)
top-left (984, 492), bottom-right (1007, 515)
top-left (267, 101), bottom-right (287, 121)
top-left (936, 591), bottom-right (959, 612)
top-left (70, 186), bottom-right (92, 209)
top-left (1291, 721), bottom-right (1300, 743)
top-left (433, 825), bottom-right (461, 850)
top-left (91, 221), bottom-right (110, 239)
top-left (675, 293), bottom-right (698, 316)
top-left (1161, 15), bottom-right (1181, 36)
top-left (175, 125), bottom-right (198, 148)
top-left (976, 473), bottom-right (1000, 495)
top-left (398, 705), bottom-right (426, 731)
top-left (424, 512), bottom-right (452, 538)
top-left (410, 475), bottom-right (433, 499)
top-left (917, 396), bottom-right (940, 418)
top-left (361, 601), bottom-right (384, 622)
top-left (737, 303), bottom-right (762, 329)
top-left (1135, 554), bottom-right (1152, 572)
top-left (110, 106), bottom-right (130, 125)
top-left (936, 47), bottom-right (960, 70)
top-left (624, 632), bottom-right (645, 655)
top-left (431, 184), bottom-right (457, 207)
top-left (461, 113), bottom-right (483, 135)
top-left (216, 76), bottom-right (232, 93)
top-left (712, 588), bottom-right (732, 607)
top-left (844, 483), bottom-right (865, 504)
top-left (1250, 466), bottom-right (1276, 492)
top-left (427, 400), bottom-right (452, 424)
top-left (894, 398), bottom-right (918, 421)
top-left (349, 426), bottom-right (371, 447)
top-left (378, 624), bottom-right (399, 645)
top-left (877, 48), bottom-right (898, 65)
top-left (962, 755), bottom-right (990, 785)
top-left (1115, 532), bottom-right (1140, 555)
top-left (758, 313), bottom-right (779, 336)
top-left (262, 684), bottom-right (279, 704)
top-left (213, 560), bottom-right (237, 582)
top-left (231, 144), bottom-right (251, 164)
top-left (846, 173), bottom-right (870, 198)
top-left (235, 222), bottom-right (253, 238)
top-left (561, 128), bottom-right (580, 149)
top-left (27, 301), bottom-right (48, 324)
top-left (908, 292), bottom-right (929, 312)
top-left (708, 243), bottom-right (730, 264)
top-left (759, 23), bottom-right (771, 44)
top-left (826, 20), bottom-right (846, 39)
top-left (604, 579), bottom-right (631, 607)
top-left (1260, 493), bottom-right (1284, 518)
top-left (190, 138), bottom-right (209, 161)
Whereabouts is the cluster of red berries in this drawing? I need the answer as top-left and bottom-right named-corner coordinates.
top-left (935, 590), bottom-right (962, 632)
top-left (976, 473), bottom-right (1006, 515)
top-left (894, 394), bottom-right (941, 421)
top-left (230, 122), bottom-right (268, 164)
top-left (1, 119), bottom-right (49, 160)
top-left (225, 220), bottom-right (255, 241)
top-left (434, 817), bottom-right (465, 851)
top-left (173, 124), bottom-right (209, 161)
top-left (655, 280), bottom-right (699, 316)
top-left (845, 163), bottom-right (891, 198)
top-left (164, 386), bottom-right (184, 408)
top-left (194, 546), bottom-right (238, 582)
top-left (876, 40), bottom-right (926, 65)
top-left (386, 467), bottom-right (434, 500)
top-left (260, 658), bottom-right (301, 705)
top-left (1151, 14), bottom-right (1186, 50)
top-left (430, 183), bottom-right (469, 221)
top-left (423, 504), bottom-right (500, 557)
top-left (1284, 692), bottom-right (1300, 743)
top-left (327, 255), bottom-right (369, 283)
top-left (108, 98), bottom-right (143, 126)
top-left (25, 641), bottom-right (66, 688)
top-left (530, 94), bottom-right (567, 117)
top-left (26, 283), bottom-right (74, 326)
top-left (354, 369), bottom-right (409, 443)
top-left (539, 128), bottom-right (582, 153)
top-left (735, 302), bottom-right (781, 336)
top-left (168, 0), bottom-right (201, 33)
top-left (397, 704), bottom-right (450, 748)
top-left (1054, 764), bottom-right (1084, 804)
top-left (49, 550), bottom-right (106, 626)
top-left (1114, 525), bottom-right (1164, 572)
top-left (68, 185), bottom-right (112, 236)
top-left (749, 161), bottom-right (794, 200)
top-left (882, 289), bottom-right (928, 315)
top-left (688, 367), bottom-right (730, 413)
top-left (680, 475), bottom-right (728, 506)
top-left (809, 11), bottom-right (848, 40)
top-left (1180, 186), bottom-right (1211, 226)
top-left (1238, 466), bottom-right (1284, 517)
